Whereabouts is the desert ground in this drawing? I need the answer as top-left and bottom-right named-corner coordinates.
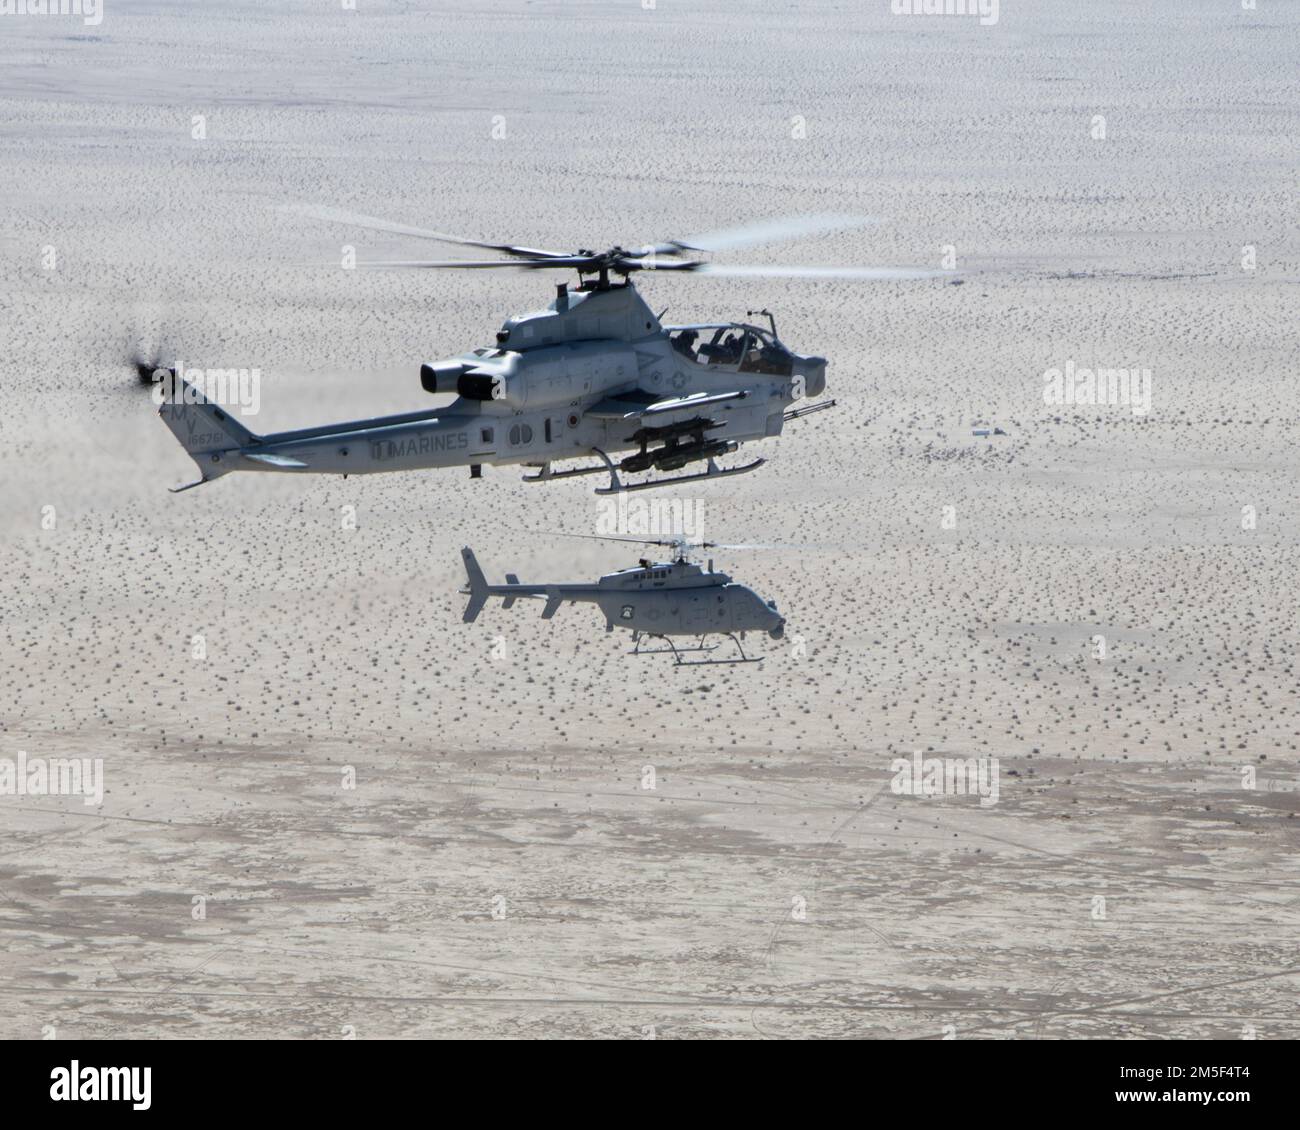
top-left (1, 0), bottom-right (1298, 1039)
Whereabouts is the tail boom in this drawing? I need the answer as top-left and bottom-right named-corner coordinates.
top-left (459, 548), bottom-right (592, 623)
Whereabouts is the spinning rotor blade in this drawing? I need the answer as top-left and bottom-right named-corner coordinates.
top-left (643, 213), bottom-right (939, 281)
top-left (356, 255), bottom-right (705, 273)
top-left (613, 258), bottom-right (704, 272)
top-left (281, 203), bottom-right (570, 260)
top-left (288, 205), bottom-right (944, 280)
top-left (669, 213), bottom-right (882, 254)
top-left (132, 354), bottom-right (169, 386)
top-left (694, 263), bottom-right (945, 281)
top-left (355, 259), bottom-right (942, 280)
top-left (126, 315), bottom-right (182, 391)
top-left (548, 532), bottom-right (687, 548)
top-left (544, 532), bottom-right (806, 553)
top-left (356, 258), bottom-right (593, 270)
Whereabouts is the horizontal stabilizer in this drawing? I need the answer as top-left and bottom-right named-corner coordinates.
top-left (461, 547), bottom-right (489, 623)
top-left (243, 452), bottom-right (309, 469)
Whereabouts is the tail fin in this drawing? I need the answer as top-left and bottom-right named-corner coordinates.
top-left (158, 376), bottom-right (257, 487)
top-left (461, 547), bottom-right (488, 623)
top-left (541, 588), bottom-right (562, 619)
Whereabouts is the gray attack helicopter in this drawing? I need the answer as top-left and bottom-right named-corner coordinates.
top-left (153, 208), bottom-right (938, 494)
top-left (460, 535), bottom-right (786, 666)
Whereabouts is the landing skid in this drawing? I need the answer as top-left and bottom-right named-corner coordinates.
top-left (631, 633), bottom-right (764, 666)
top-left (524, 450), bottom-right (765, 494)
top-left (520, 461), bottom-right (606, 483)
top-left (630, 636), bottom-right (717, 657)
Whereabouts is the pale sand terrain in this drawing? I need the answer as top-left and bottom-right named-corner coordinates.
top-left (1, 0), bottom-right (1298, 1038)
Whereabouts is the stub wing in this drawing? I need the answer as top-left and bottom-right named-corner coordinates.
top-left (586, 388), bottom-right (749, 420)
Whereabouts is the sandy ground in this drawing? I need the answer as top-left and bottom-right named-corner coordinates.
top-left (1, 0), bottom-right (1298, 1039)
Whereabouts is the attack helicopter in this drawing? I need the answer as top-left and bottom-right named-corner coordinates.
top-left (153, 207), bottom-right (939, 494)
top-left (459, 535), bottom-right (786, 666)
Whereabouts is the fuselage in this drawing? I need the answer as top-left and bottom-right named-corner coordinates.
top-left (223, 281), bottom-right (827, 477)
top-left (590, 560), bottom-right (785, 640)
top-left (480, 557), bottom-right (785, 640)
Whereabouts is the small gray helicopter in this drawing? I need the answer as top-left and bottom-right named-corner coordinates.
top-left (460, 536), bottom-right (785, 666)
top-left (152, 208), bottom-right (937, 494)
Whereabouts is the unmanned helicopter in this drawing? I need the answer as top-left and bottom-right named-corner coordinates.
top-left (152, 207), bottom-right (939, 494)
top-left (459, 536), bottom-right (786, 666)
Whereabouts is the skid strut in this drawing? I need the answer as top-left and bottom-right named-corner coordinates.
top-left (629, 633), bottom-right (764, 666)
top-left (523, 450), bottom-right (764, 493)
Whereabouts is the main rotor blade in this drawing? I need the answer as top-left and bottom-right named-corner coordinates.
top-left (670, 214), bottom-right (882, 254)
top-left (548, 532), bottom-right (685, 548)
top-left (694, 263), bottom-right (945, 281)
top-left (708, 542), bottom-right (816, 551)
top-left (544, 533), bottom-right (806, 553)
top-left (281, 203), bottom-right (570, 259)
top-left (356, 257), bottom-right (592, 270)
top-left (614, 257), bottom-right (704, 272)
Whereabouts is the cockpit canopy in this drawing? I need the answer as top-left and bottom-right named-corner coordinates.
top-left (666, 323), bottom-right (794, 376)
